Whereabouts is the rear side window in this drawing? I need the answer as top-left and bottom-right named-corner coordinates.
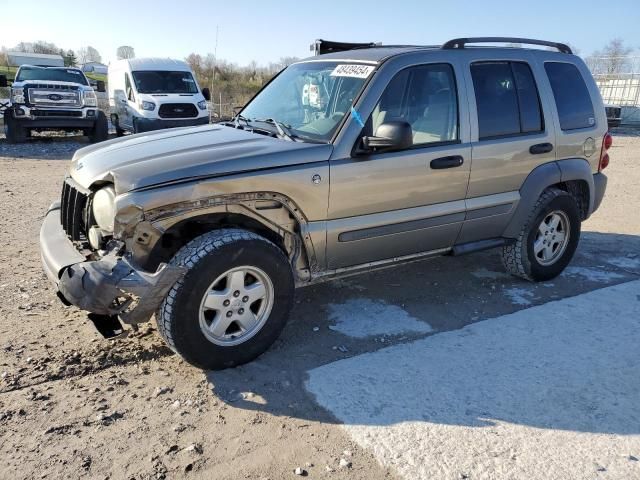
top-left (544, 62), bottom-right (595, 131)
top-left (471, 62), bottom-right (543, 139)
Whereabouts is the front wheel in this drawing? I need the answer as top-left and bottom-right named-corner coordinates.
top-left (88, 111), bottom-right (109, 143)
top-left (156, 229), bottom-right (295, 370)
top-left (502, 188), bottom-right (581, 282)
top-left (4, 113), bottom-right (27, 143)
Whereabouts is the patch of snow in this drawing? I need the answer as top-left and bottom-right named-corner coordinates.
top-left (564, 266), bottom-right (625, 283)
top-left (307, 280), bottom-right (640, 480)
top-left (503, 287), bottom-right (535, 306)
top-left (606, 256), bottom-right (640, 270)
top-left (327, 298), bottom-right (432, 338)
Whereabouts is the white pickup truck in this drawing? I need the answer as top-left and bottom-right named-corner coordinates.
top-left (1, 65), bottom-right (108, 143)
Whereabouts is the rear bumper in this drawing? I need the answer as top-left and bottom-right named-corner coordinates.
top-left (135, 116), bottom-right (209, 132)
top-left (40, 203), bottom-right (185, 324)
top-left (592, 172), bottom-right (607, 213)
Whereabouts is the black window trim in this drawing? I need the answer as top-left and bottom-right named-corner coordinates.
top-left (471, 60), bottom-right (546, 141)
top-left (354, 61), bottom-right (462, 156)
top-left (543, 60), bottom-right (598, 132)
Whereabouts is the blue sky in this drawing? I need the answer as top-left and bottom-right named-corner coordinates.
top-left (1, 0), bottom-right (638, 65)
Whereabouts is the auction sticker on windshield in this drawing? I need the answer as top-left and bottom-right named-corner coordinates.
top-left (331, 64), bottom-right (375, 78)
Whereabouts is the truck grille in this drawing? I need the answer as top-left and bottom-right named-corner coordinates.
top-left (32, 110), bottom-right (83, 117)
top-left (60, 179), bottom-right (89, 241)
top-left (28, 84), bottom-right (81, 108)
top-left (158, 103), bottom-right (198, 119)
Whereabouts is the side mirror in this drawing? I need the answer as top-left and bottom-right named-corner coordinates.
top-left (96, 80), bottom-right (106, 93)
top-left (0, 75), bottom-right (7, 88)
top-left (362, 121), bottom-right (413, 151)
top-left (201, 87), bottom-right (211, 101)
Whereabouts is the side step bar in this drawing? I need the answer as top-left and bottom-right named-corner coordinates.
top-left (451, 238), bottom-right (515, 256)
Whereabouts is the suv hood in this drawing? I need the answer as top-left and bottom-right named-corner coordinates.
top-left (70, 124), bottom-right (332, 193)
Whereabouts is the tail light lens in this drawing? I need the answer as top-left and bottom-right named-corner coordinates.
top-left (599, 132), bottom-right (612, 171)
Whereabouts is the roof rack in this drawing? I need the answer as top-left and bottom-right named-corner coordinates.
top-left (311, 39), bottom-right (381, 56)
top-left (442, 37), bottom-right (573, 54)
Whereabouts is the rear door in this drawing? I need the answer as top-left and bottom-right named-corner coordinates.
top-left (326, 54), bottom-right (472, 269)
top-left (460, 51), bottom-right (555, 243)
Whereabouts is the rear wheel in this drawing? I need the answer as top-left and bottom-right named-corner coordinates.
top-left (111, 114), bottom-right (126, 136)
top-left (156, 229), bottom-right (295, 370)
top-left (88, 111), bottom-right (109, 143)
top-left (4, 112), bottom-right (27, 144)
top-left (502, 188), bottom-right (581, 282)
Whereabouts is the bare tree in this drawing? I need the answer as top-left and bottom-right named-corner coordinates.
top-left (77, 47), bottom-right (89, 65)
top-left (13, 42), bottom-right (33, 53)
top-left (32, 41), bottom-right (59, 55)
top-left (586, 39), bottom-right (633, 75)
top-left (0, 47), bottom-right (9, 68)
top-left (185, 53), bottom-right (203, 79)
top-left (116, 46), bottom-right (135, 60)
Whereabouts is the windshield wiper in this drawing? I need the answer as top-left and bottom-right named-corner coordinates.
top-left (253, 118), bottom-right (296, 142)
top-left (233, 113), bottom-right (251, 128)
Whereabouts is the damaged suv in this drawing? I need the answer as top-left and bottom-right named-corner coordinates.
top-left (40, 38), bottom-right (609, 369)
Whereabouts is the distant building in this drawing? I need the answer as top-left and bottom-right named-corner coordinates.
top-left (7, 51), bottom-right (64, 67)
top-left (81, 62), bottom-right (108, 75)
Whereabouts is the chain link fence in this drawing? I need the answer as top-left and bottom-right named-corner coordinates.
top-left (587, 56), bottom-right (640, 126)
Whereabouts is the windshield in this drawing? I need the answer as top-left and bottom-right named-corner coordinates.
top-left (132, 70), bottom-right (199, 94)
top-left (16, 67), bottom-right (88, 85)
top-left (240, 61), bottom-right (375, 143)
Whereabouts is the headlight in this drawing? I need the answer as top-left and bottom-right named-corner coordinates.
top-left (140, 101), bottom-right (156, 111)
top-left (92, 186), bottom-right (116, 232)
top-left (11, 87), bottom-right (24, 104)
top-left (83, 90), bottom-right (97, 107)
top-left (197, 100), bottom-right (208, 110)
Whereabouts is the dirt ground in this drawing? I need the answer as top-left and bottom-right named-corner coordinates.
top-left (0, 131), bottom-right (638, 480)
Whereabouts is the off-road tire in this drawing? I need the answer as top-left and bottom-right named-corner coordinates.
top-left (4, 112), bottom-right (27, 144)
top-left (501, 187), bottom-right (581, 282)
top-left (156, 229), bottom-right (295, 370)
top-left (88, 111), bottom-right (109, 143)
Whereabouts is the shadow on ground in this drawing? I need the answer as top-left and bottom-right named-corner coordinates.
top-left (206, 231), bottom-right (640, 434)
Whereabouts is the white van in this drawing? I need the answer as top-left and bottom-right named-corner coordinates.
top-left (108, 58), bottom-right (210, 135)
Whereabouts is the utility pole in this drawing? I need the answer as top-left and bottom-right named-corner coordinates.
top-left (212, 25), bottom-right (219, 118)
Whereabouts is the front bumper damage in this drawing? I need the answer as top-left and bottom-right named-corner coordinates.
top-left (40, 202), bottom-right (185, 326)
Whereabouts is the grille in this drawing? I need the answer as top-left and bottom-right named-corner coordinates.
top-left (60, 179), bottom-right (89, 241)
top-left (28, 84), bottom-right (81, 108)
top-left (158, 103), bottom-right (198, 119)
top-left (32, 110), bottom-right (83, 117)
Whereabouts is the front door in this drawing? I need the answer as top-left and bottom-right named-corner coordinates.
top-left (327, 61), bottom-right (471, 269)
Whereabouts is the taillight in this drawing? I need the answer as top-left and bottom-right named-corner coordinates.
top-left (599, 132), bottom-right (612, 171)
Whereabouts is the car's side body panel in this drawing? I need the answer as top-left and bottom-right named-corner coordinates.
top-left (326, 51), bottom-right (473, 268)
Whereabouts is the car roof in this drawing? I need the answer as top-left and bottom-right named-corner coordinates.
top-left (18, 65), bottom-right (82, 70)
top-left (114, 58), bottom-right (192, 72)
top-left (298, 43), bottom-right (575, 65)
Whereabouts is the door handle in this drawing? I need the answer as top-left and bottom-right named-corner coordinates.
top-left (529, 143), bottom-right (554, 155)
top-left (430, 155), bottom-right (464, 169)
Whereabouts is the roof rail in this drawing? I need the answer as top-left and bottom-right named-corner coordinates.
top-left (311, 39), bottom-right (380, 56)
top-left (442, 37), bottom-right (573, 54)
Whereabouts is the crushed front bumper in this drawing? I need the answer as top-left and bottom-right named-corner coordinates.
top-left (40, 202), bottom-right (185, 324)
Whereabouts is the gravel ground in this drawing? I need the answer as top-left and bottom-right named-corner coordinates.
top-left (0, 130), bottom-right (638, 479)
